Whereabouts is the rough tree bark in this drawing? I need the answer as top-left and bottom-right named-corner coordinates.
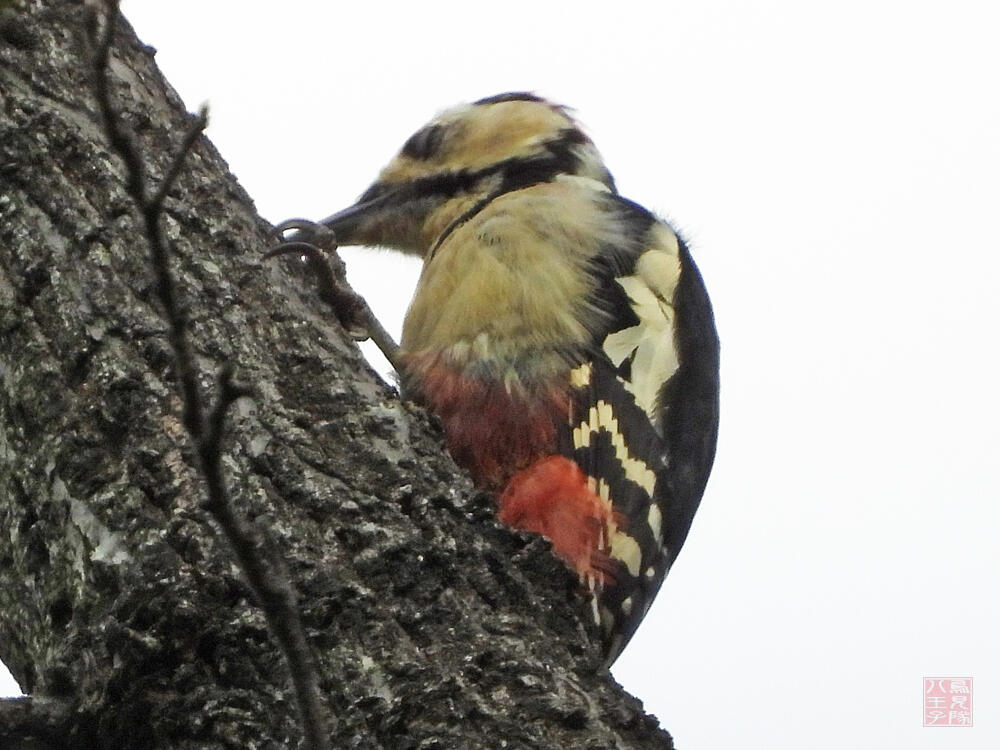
top-left (0, 2), bottom-right (675, 747)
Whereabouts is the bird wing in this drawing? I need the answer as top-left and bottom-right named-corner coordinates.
top-left (564, 199), bottom-right (719, 662)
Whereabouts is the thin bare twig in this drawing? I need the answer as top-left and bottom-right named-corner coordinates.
top-left (91, 2), bottom-right (203, 438)
top-left (268, 219), bottom-right (403, 373)
top-left (150, 105), bottom-right (209, 214)
top-left (90, 4), bottom-right (331, 748)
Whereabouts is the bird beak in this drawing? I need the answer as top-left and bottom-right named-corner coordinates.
top-left (316, 184), bottom-right (401, 246)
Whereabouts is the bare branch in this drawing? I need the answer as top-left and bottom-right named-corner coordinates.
top-left (201, 365), bottom-right (252, 468)
top-left (91, 0), bottom-right (203, 438)
top-left (149, 104), bottom-right (210, 214)
top-left (89, 4), bottom-right (332, 748)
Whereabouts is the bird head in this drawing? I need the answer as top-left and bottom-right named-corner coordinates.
top-left (318, 93), bottom-right (616, 256)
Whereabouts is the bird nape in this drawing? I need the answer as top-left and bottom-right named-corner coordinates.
top-left (301, 92), bottom-right (719, 666)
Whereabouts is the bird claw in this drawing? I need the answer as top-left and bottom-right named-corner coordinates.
top-left (272, 218), bottom-right (338, 251)
top-left (265, 219), bottom-right (368, 340)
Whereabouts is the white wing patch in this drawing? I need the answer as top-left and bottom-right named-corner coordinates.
top-left (600, 225), bottom-right (682, 430)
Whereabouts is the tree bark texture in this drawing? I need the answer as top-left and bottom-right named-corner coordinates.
top-left (0, 2), bottom-right (675, 747)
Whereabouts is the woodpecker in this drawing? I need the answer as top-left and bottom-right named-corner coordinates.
top-left (309, 93), bottom-right (719, 664)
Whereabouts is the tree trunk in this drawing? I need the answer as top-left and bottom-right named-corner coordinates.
top-left (0, 2), bottom-right (674, 747)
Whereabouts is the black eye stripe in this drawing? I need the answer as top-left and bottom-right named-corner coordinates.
top-left (402, 124), bottom-right (447, 160)
top-left (357, 181), bottom-right (392, 204)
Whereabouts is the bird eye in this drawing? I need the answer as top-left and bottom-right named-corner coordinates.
top-left (401, 124), bottom-right (446, 160)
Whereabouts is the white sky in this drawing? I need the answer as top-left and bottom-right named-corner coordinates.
top-left (4, 2), bottom-right (999, 747)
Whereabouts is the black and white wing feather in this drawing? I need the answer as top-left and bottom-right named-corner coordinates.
top-left (563, 198), bottom-right (720, 662)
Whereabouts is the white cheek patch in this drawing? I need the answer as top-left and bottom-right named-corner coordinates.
top-left (555, 173), bottom-right (613, 193)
